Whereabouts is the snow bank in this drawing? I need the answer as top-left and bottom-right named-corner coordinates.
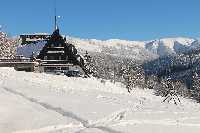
top-left (1, 68), bottom-right (200, 133)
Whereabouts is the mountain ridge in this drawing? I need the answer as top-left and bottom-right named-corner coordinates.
top-left (16, 34), bottom-right (200, 62)
top-left (66, 36), bottom-right (197, 58)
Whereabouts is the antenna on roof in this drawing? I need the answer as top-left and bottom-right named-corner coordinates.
top-left (54, 0), bottom-right (58, 30)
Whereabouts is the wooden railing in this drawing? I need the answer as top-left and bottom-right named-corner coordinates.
top-left (0, 58), bottom-right (30, 62)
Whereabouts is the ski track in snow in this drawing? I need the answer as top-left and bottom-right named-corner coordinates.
top-left (2, 87), bottom-right (124, 133)
top-left (113, 119), bottom-right (200, 127)
top-left (2, 68), bottom-right (200, 133)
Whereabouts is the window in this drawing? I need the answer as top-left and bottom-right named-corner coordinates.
top-left (49, 56), bottom-right (54, 60)
top-left (59, 56), bottom-right (62, 60)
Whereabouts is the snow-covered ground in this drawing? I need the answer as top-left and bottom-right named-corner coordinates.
top-left (1, 68), bottom-right (200, 133)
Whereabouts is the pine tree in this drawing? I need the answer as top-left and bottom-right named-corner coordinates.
top-left (191, 72), bottom-right (200, 101)
top-left (162, 79), bottom-right (181, 105)
top-left (122, 65), bottom-right (145, 93)
top-left (84, 51), bottom-right (97, 76)
top-left (145, 75), bottom-right (160, 90)
top-left (0, 32), bottom-right (17, 58)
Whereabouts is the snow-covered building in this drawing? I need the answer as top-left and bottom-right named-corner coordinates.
top-left (20, 34), bottom-right (50, 45)
top-left (36, 27), bottom-right (85, 73)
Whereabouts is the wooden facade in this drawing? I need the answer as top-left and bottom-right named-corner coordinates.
top-left (20, 34), bottom-right (50, 45)
top-left (37, 28), bottom-right (85, 73)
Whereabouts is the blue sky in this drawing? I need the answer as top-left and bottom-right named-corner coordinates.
top-left (0, 0), bottom-right (200, 40)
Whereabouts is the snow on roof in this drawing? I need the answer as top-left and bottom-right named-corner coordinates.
top-left (17, 41), bottom-right (46, 58)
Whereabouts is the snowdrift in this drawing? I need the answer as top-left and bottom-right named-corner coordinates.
top-left (0, 68), bottom-right (200, 133)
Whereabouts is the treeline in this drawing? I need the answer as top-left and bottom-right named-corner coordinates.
top-left (84, 50), bottom-right (200, 103)
top-left (0, 32), bottom-right (17, 58)
top-left (144, 48), bottom-right (200, 102)
top-left (84, 52), bottom-right (145, 91)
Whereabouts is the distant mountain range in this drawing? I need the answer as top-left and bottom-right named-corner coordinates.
top-left (17, 35), bottom-right (200, 62)
top-left (2, 31), bottom-right (200, 91)
top-left (65, 36), bottom-right (200, 60)
top-left (65, 36), bottom-right (200, 90)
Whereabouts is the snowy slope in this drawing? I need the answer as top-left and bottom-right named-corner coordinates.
top-left (1, 68), bottom-right (200, 133)
top-left (66, 37), bottom-right (157, 61)
top-left (68, 37), bottom-right (196, 57)
top-left (16, 37), bottom-right (157, 61)
top-left (145, 37), bottom-right (195, 56)
top-left (17, 36), bottom-right (198, 61)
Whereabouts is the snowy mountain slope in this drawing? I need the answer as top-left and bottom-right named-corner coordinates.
top-left (16, 35), bottom-right (198, 62)
top-left (145, 37), bottom-right (195, 56)
top-left (1, 68), bottom-right (200, 133)
top-left (16, 37), bottom-right (157, 61)
top-left (66, 36), bottom-right (196, 57)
